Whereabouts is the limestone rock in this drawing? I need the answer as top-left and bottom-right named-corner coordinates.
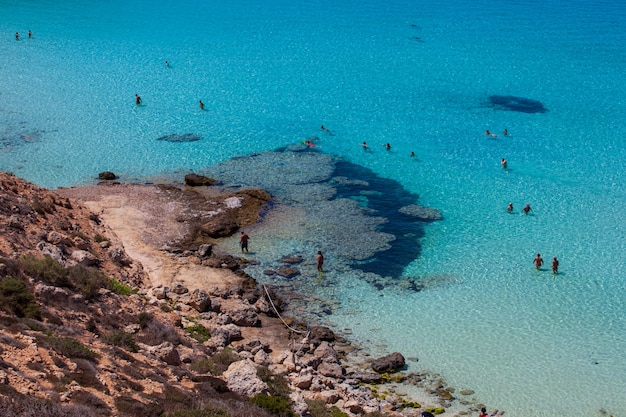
top-left (313, 341), bottom-right (340, 364)
top-left (223, 359), bottom-right (268, 397)
top-left (188, 289), bottom-right (211, 312)
top-left (69, 249), bottom-right (101, 266)
top-left (318, 362), bottom-right (344, 378)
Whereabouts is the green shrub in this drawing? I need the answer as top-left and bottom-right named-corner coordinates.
top-left (94, 234), bottom-right (108, 243)
top-left (305, 400), bottom-right (349, 417)
top-left (104, 330), bottom-right (138, 352)
top-left (203, 348), bottom-right (240, 375)
top-left (109, 277), bottom-right (135, 295)
top-left (137, 312), bottom-right (153, 329)
top-left (251, 394), bottom-right (295, 417)
top-left (192, 357), bottom-right (220, 374)
top-left (185, 324), bottom-right (211, 343)
top-left (257, 366), bottom-right (290, 398)
top-left (19, 254), bottom-right (70, 287)
top-left (0, 277), bottom-right (42, 320)
top-left (164, 407), bottom-right (230, 417)
top-left (67, 264), bottom-right (109, 300)
top-left (46, 336), bottom-right (99, 361)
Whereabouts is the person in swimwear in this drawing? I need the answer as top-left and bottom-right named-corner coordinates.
top-left (135, 94), bottom-right (142, 106)
top-left (485, 130), bottom-right (497, 137)
top-left (199, 100), bottom-right (205, 110)
top-left (316, 250), bottom-right (324, 272)
top-left (523, 204), bottom-right (531, 215)
top-left (239, 231), bottom-right (249, 253)
top-left (384, 143), bottom-right (391, 150)
top-left (534, 253), bottom-right (544, 270)
top-left (503, 128), bottom-right (508, 136)
top-left (551, 256), bottom-right (559, 275)
top-left (15, 32), bottom-right (20, 41)
top-left (501, 158), bottom-right (508, 169)
top-left (361, 141), bottom-right (368, 150)
top-left (507, 202), bottom-right (513, 213)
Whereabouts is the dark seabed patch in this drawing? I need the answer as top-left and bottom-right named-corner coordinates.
top-left (156, 133), bottom-right (202, 142)
top-left (202, 146), bottom-right (440, 281)
top-left (487, 95), bottom-right (547, 113)
top-left (330, 160), bottom-right (431, 277)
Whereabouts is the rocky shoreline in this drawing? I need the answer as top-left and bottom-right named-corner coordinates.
top-left (0, 171), bottom-right (496, 416)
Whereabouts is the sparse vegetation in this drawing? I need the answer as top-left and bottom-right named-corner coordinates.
top-left (109, 277), bottom-right (135, 295)
top-left (67, 264), bottom-right (109, 300)
top-left (202, 348), bottom-right (240, 375)
top-left (251, 394), bottom-right (295, 417)
top-left (257, 365), bottom-right (290, 398)
top-left (185, 324), bottom-right (211, 343)
top-left (164, 408), bottom-right (230, 417)
top-left (137, 311), bottom-right (154, 329)
top-left (103, 330), bottom-right (138, 352)
top-left (94, 234), bottom-right (108, 243)
top-left (0, 393), bottom-right (96, 417)
top-left (305, 400), bottom-right (349, 417)
top-left (46, 336), bottom-right (99, 361)
top-left (19, 254), bottom-right (70, 288)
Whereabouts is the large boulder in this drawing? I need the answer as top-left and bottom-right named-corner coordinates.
top-left (371, 352), bottom-right (406, 373)
top-left (310, 326), bottom-right (336, 343)
top-left (223, 359), bottom-right (268, 397)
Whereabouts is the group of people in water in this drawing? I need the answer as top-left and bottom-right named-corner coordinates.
top-left (134, 60), bottom-right (207, 111)
top-left (489, 129), bottom-right (560, 274)
top-left (534, 253), bottom-right (559, 275)
top-left (14, 30), bottom-right (32, 41)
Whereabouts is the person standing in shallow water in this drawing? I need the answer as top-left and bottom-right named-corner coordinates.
top-left (534, 253), bottom-right (544, 270)
top-left (316, 250), bottom-right (324, 272)
top-left (239, 231), bottom-right (249, 253)
top-left (552, 256), bottom-right (559, 274)
top-left (135, 94), bottom-right (142, 106)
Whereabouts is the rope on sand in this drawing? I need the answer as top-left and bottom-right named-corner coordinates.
top-left (262, 284), bottom-right (311, 361)
top-left (263, 284), bottom-right (307, 334)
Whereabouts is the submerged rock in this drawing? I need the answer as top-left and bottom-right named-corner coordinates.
top-left (371, 352), bottom-right (406, 373)
top-left (399, 205), bottom-right (442, 221)
top-left (185, 173), bottom-right (217, 187)
top-left (156, 133), bottom-right (202, 142)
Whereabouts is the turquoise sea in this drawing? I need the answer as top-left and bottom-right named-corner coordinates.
top-left (1, 0), bottom-right (625, 415)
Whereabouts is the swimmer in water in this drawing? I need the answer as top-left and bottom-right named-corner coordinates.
top-left (501, 158), bottom-right (508, 169)
top-left (485, 130), bottom-right (498, 138)
top-left (135, 94), bottom-right (142, 106)
top-left (199, 100), bottom-right (205, 110)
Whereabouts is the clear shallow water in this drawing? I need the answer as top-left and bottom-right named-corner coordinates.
top-left (2, 0), bottom-right (626, 416)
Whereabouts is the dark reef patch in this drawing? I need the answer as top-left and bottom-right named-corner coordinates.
top-left (487, 95), bottom-right (547, 113)
top-left (156, 133), bottom-right (202, 142)
top-left (330, 160), bottom-right (430, 278)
